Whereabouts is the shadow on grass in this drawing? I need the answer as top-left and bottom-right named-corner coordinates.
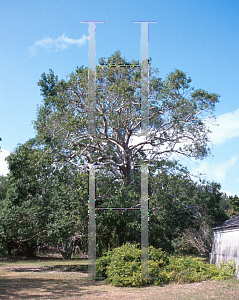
top-left (0, 277), bottom-right (106, 299)
top-left (7, 264), bottom-right (88, 273)
top-left (0, 256), bottom-right (87, 262)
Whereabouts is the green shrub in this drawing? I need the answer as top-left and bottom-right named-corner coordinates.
top-left (207, 260), bottom-right (236, 280)
top-left (96, 243), bottom-right (168, 286)
top-left (96, 248), bottom-right (113, 278)
top-left (163, 256), bottom-right (208, 283)
top-left (159, 256), bottom-right (236, 284)
top-left (96, 243), bottom-right (236, 287)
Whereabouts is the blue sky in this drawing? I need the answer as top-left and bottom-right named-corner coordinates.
top-left (1, 0), bottom-right (239, 196)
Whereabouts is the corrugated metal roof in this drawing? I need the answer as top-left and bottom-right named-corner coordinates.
top-left (213, 214), bottom-right (239, 231)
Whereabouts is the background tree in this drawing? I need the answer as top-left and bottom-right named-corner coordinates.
top-left (0, 175), bottom-right (9, 255)
top-left (93, 159), bottom-right (229, 256)
top-left (145, 161), bottom-right (228, 255)
top-left (0, 140), bottom-right (88, 257)
top-left (34, 51), bottom-right (219, 185)
top-left (0, 140), bottom-right (55, 256)
top-left (169, 181), bottom-right (229, 255)
top-left (0, 142), bottom-right (230, 257)
top-left (0, 175), bottom-right (8, 202)
top-left (228, 195), bottom-right (239, 217)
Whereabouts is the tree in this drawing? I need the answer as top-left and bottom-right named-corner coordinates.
top-left (0, 175), bottom-right (8, 202)
top-left (0, 140), bottom-right (88, 257)
top-left (145, 161), bottom-right (229, 254)
top-left (0, 139), bottom-right (229, 257)
top-left (0, 175), bottom-right (9, 255)
top-left (195, 182), bottom-right (229, 227)
top-left (94, 169), bottom-right (141, 255)
top-left (0, 140), bottom-right (55, 256)
top-left (228, 195), bottom-right (239, 217)
top-left (34, 51), bottom-right (219, 185)
top-left (91, 159), bottom-right (228, 255)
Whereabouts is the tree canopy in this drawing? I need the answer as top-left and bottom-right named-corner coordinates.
top-left (0, 140), bottom-right (88, 257)
top-left (34, 51), bottom-right (219, 185)
top-left (0, 51), bottom-right (230, 258)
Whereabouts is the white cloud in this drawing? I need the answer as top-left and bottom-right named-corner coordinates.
top-left (192, 155), bottom-right (238, 182)
top-left (0, 149), bottom-right (10, 176)
top-left (220, 189), bottom-right (234, 197)
top-left (209, 108), bottom-right (239, 145)
top-left (30, 33), bottom-right (88, 56)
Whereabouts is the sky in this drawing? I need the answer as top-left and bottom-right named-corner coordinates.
top-left (0, 0), bottom-right (239, 196)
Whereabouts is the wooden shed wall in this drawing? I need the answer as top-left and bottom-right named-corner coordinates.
top-left (210, 228), bottom-right (239, 278)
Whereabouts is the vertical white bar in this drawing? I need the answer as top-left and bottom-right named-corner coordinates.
top-left (88, 164), bottom-right (96, 279)
top-left (80, 21), bottom-right (104, 279)
top-left (88, 23), bottom-right (96, 135)
top-left (141, 163), bottom-right (149, 279)
top-left (88, 23), bottom-right (96, 71)
top-left (133, 21), bottom-right (156, 136)
top-left (133, 21), bottom-right (156, 279)
top-left (80, 21), bottom-right (104, 135)
top-left (140, 22), bottom-right (149, 136)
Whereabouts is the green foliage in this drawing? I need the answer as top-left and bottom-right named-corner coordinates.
top-left (164, 256), bottom-right (236, 283)
top-left (93, 159), bottom-right (230, 256)
top-left (228, 195), bottom-right (239, 217)
top-left (95, 170), bottom-right (141, 254)
top-left (96, 244), bottom-right (236, 287)
top-left (34, 51), bottom-right (220, 186)
top-left (1, 142), bottom-right (230, 258)
top-left (96, 248), bottom-right (113, 278)
top-left (0, 52), bottom-right (228, 259)
top-left (196, 182), bottom-right (229, 227)
top-left (97, 243), bottom-right (168, 287)
top-left (171, 220), bottom-right (214, 256)
top-left (148, 161), bottom-right (229, 254)
top-left (0, 139), bottom-right (88, 256)
top-left (0, 175), bottom-right (8, 201)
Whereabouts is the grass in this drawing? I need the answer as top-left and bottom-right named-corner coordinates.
top-left (0, 257), bottom-right (238, 299)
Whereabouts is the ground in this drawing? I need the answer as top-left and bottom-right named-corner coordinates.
top-left (0, 256), bottom-right (238, 299)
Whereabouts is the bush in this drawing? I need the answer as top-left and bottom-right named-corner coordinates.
top-left (96, 243), bottom-right (168, 286)
top-left (96, 243), bottom-right (236, 287)
top-left (155, 256), bottom-right (236, 285)
top-left (96, 248), bottom-right (113, 278)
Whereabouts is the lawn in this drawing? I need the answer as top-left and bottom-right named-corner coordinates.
top-left (0, 257), bottom-right (238, 299)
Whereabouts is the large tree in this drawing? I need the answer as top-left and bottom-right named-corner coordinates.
top-left (34, 51), bottom-right (219, 185)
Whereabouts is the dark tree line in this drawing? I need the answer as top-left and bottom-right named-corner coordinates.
top-left (0, 147), bottom-right (233, 257)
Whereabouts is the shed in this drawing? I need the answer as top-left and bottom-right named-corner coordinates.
top-left (210, 214), bottom-right (239, 278)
